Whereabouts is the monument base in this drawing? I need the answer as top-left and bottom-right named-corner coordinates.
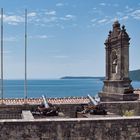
top-left (99, 92), bottom-right (139, 102)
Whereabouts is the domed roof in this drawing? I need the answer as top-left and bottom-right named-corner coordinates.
top-left (113, 20), bottom-right (120, 28)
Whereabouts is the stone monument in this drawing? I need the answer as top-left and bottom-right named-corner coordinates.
top-left (99, 21), bottom-right (139, 101)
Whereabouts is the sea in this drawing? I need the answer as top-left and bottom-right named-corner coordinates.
top-left (1, 79), bottom-right (140, 98)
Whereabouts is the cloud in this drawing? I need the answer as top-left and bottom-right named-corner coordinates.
top-left (56, 3), bottom-right (64, 7)
top-left (44, 16), bottom-right (58, 23)
top-left (98, 19), bottom-right (108, 23)
top-left (91, 8), bottom-right (103, 15)
top-left (29, 35), bottom-right (48, 39)
top-left (129, 10), bottom-right (140, 19)
top-left (125, 6), bottom-right (133, 12)
top-left (0, 50), bottom-right (12, 54)
top-left (45, 10), bottom-right (56, 16)
top-left (3, 14), bottom-right (24, 25)
top-left (60, 14), bottom-right (76, 21)
top-left (116, 12), bottom-right (124, 16)
top-left (120, 16), bottom-right (129, 20)
top-left (37, 35), bottom-right (48, 39)
top-left (99, 3), bottom-right (106, 6)
top-left (53, 55), bottom-right (69, 58)
top-left (65, 14), bottom-right (75, 19)
top-left (1, 9), bottom-right (77, 29)
top-left (91, 18), bottom-right (97, 22)
top-left (28, 12), bottom-right (36, 17)
top-left (99, 3), bottom-right (118, 7)
top-left (4, 37), bottom-right (18, 42)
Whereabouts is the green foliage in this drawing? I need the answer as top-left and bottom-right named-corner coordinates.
top-left (122, 110), bottom-right (134, 117)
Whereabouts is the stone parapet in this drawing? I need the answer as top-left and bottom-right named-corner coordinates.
top-left (1, 117), bottom-right (140, 140)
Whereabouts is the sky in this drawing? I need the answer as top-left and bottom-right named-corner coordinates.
top-left (0, 0), bottom-right (140, 79)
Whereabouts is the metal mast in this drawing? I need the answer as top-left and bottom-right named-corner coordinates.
top-left (24, 9), bottom-right (27, 102)
top-left (1, 8), bottom-right (4, 103)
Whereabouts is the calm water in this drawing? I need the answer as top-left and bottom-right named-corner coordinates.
top-left (2, 79), bottom-right (140, 98)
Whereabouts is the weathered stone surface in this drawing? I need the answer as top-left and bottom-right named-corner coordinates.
top-left (0, 117), bottom-right (140, 140)
top-left (0, 103), bottom-right (140, 139)
top-left (99, 21), bottom-right (139, 101)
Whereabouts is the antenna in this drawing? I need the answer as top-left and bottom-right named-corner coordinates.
top-left (1, 8), bottom-right (4, 104)
top-left (24, 9), bottom-right (27, 103)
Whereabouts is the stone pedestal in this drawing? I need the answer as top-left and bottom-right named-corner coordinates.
top-left (99, 92), bottom-right (139, 101)
top-left (99, 80), bottom-right (139, 101)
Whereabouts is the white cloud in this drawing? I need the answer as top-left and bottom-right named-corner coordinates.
top-left (29, 34), bottom-right (51, 39)
top-left (29, 35), bottom-right (48, 39)
top-left (53, 55), bottom-right (69, 58)
top-left (28, 12), bottom-right (36, 17)
top-left (1, 9), bottom-right (76, 29)
top-left (98, 19), bottom-right (108, 23)
top-left (60, 14), bottom-right (76, 21)
top-left (44, 16), bottom-right (58, 23)
top-left (56, 3), bottom-right (64, 7)
top-left (99, 3), bottom-right (106, 6)
top-left (37, 35), bottom-right (48, 39)
top-left (116, 12), bottom-right (123, 16)
top-left (120, 16), bottom-right (129, 20)
top-left (7, 22), bottom-right (19, 26)
top-left (45, 10), bottom-right (56, 16)
top-left (91, 18), bottom-right (97, 22)
top-left (0, 50), bottom-right (12, 54)
top-left (125, 6), bottom-right (133, 12)
top-left (129, 10), bottom-right (140, 19)
top-left (65, 15), bottom-right (74, 18)
top-left (3, 14), bottom-right (24, 25)
top-left (93, 8), bottom-right (97, 10)
top-left (91, 8), bottom-right (103, 15)
top-left (4, 37), bottom-right (18, 42)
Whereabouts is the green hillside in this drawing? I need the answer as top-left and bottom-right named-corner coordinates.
top-left (130, 69), bottom-right (140, 81)
top-left (61, 70), bottom-right (140, 81)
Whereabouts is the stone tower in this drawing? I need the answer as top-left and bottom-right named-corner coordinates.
top-left (99, 21), bottom-right (139, 101)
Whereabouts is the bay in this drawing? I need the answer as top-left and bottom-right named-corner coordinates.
top-left (2, 79), bottom-right (140, 98)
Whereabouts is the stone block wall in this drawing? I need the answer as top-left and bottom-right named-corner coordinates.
top-left (102, 101), bottom-right (140, 116)
top-left (1, 101), bottom-right (140, 118)
top-left (1, 117), bottom-right (140, 140)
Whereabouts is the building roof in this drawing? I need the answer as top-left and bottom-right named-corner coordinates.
top-left (0, 97), bottom-right (90, 105)
top-left (0, 90), bottom-right (139, 105)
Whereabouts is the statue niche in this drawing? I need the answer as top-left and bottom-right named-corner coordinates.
top-left (112, 51), bottom-right (118, 74)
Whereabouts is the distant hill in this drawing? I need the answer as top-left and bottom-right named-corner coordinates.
top-left (61, 76), bottom-right (104, 80)
top-left (129, 69), bottom-right (140, 81)
top-left (61, 69), bottom-right (140, 81)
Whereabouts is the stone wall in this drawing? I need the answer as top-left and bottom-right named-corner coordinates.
top-left (0, 104), bottom-right (83, 118)
top-left (1, 102), bottom-right (140, 139)
top-left (1, 117), bottom-right (140, 140)
top-left (0, 101), bottom-right (140, 118)
top-left (102, 101), bottom-right (140, 116)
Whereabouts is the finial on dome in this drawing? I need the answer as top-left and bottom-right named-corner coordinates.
top-left (113, 19), bottom-right (120, 28)
top-left (114, 17), bottom-right (118, 21)
top-left (122, 25), bottom-right (126, 31)
top-left (108, 30), bottom-right (112, 37)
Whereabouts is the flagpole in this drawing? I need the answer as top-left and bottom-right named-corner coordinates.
top-left (1, 8), bottom-right (4, 104)
top-left (24, 9), bottom-right (27, 103)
